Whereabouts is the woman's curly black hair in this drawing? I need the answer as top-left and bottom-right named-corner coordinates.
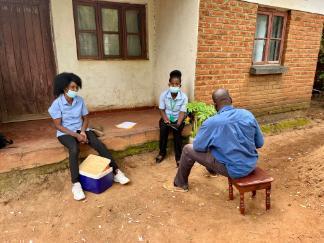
top-left (53, 72), bottom-right (82, 97)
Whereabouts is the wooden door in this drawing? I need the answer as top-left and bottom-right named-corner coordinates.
top-left (0, 0), bottom-right (56, 122)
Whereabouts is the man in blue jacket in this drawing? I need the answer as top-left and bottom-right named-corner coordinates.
top-left (165, 88), bottom-right (264, 192)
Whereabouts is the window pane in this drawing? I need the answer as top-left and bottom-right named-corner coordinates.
top-left (127, 35), bottom-right (141, 56)
top-left (77, 5), bottom-right (96, 30)
top-left (269, 40), bottom-right (281, 61)
top-left (79, 33), bottom-right (98, 56)
top-left (103, 34), bottom-right (120, 56)
top-left (253, 39), bottom-right (266, 62)
top-left (126, 10), bottom-right (141, 33)
top-left (255, 14), bottom-right (268, 38)
top-left (102, 8), bottom-right (119, 32)
top-left (271, 16), bottom-right (283, 38)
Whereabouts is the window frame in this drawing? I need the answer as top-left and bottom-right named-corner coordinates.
top-left (73, 0), bottom-right (147, 60)
top-left (73, 0), bottom-right (101, 60)
top-left (253, 8), bottom-right (288, 65)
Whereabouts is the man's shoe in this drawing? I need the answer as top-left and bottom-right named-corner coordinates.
top-left (72, 182), bottom-right (86, 201)
top-left (155, 154), bottom-right (165, 163)
top-left (163, 182), bottom-right (188, 193)
top-left (114, 169), bottom-right (130, 185)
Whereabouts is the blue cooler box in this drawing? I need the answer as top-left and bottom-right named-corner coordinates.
top-left (79, 167), bottom-right (113, 194)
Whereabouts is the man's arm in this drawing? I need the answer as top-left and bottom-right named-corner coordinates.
top-left (193, 121), bottom-right (212, 152)
top-left (254, 120), bottom-right (264, 149)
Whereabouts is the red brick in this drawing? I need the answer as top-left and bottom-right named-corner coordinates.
top-left (195, 0), bottom-right (324, 115)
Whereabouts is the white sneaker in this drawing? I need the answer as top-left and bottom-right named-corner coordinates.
top-left (72, 182), bottom-right (86, 201)
top-left (114, 170), bottom-right (130, 185)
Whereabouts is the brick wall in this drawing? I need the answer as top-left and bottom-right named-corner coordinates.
top-left (195, 0), bottom-right (324, 116)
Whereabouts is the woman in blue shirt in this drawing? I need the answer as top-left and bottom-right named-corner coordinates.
top-left (156, 70), bottom-right (188, 167)
top-left (48, 73), bottom-right (129, 201)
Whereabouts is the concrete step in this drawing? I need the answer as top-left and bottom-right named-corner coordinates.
top-left (0, 108), bottom-right (191, 173)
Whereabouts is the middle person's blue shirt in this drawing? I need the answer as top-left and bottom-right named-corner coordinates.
top-left (159, 90), bottom-right (188, 122)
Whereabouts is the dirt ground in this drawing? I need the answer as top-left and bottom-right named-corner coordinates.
top-left (1, 102), bottom-right (324, 243)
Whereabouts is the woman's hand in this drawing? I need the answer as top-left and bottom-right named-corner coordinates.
top-left (164, 118), bottom-right (170, 124)
top-left (76, 133), bottom-right (87, 143)
top-left (176, 112), bottom-right (185, 127)
top-left (80, 131), bottom-right (88, 143)
top-left (159, 109), bottom-right (170, 124)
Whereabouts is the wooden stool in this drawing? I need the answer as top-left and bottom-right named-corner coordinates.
top-left (228, 167), bottom-right (274, 215)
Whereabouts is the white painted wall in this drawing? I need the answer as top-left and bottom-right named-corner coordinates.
top-left (50, 0), bottom-right (156, 111)
top-left (153, 0), bottom-right (199, 102)
top-left (244, 0), bottom-right (324, 15)
top-left (50, 0), bottom-right (199, 111)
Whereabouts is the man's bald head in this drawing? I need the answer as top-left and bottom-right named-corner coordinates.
top-left (212, 88), bottom-right (232, 111)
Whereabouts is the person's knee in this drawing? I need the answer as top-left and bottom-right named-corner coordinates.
top-left (88, 134), bottom-right (104, 147)
top-left (87, 132), bottom-right (98, 143)
top-left (183, 144), bottom-right (193, 155)
top-left (90, 137), bottom-right (101, 145)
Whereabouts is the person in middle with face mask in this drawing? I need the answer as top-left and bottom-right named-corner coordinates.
top-left (155, 70), bottom-right (188, 167)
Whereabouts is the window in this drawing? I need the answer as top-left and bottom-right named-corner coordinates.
top-left (73, 1), bottom-right (147, 60)
top-left (253, 8), bottom-right (287, 64)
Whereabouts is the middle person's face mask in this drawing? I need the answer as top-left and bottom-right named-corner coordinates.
top-left (169, 86), bottom-right (180, 94)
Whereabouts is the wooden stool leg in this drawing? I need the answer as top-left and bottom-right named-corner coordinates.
top-left (252, 190), bottom-right (256, 198)
top-left (228, 178), bottom-right (234, 200)
top-left (240, 192), bottom-right (245, 215)
top-left (266, 187), bottom-right (271, 210)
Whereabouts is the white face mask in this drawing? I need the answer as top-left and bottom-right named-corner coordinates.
top-left (66, 90), bottom-right (78, 98)
top-left (169, 87), bottom-right (180, 94)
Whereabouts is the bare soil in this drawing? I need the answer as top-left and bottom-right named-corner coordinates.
top-left (1, 103), bottom-right (324, 243)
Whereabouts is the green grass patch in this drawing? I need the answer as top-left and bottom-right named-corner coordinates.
top-left (261, 117), bottom-right (311, 134)
top-left (111, 141), bottom-right (159, 159)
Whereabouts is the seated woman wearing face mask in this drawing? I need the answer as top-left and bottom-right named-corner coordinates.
top-left (48, 73), bottom-right (130, 201)
top-left (155, 70), bottom-right (188, 167)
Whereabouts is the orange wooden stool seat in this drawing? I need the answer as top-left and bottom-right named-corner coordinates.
top-left (228, 167), bottom-right (274, 215)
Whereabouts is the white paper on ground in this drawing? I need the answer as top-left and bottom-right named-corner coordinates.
top-left (116, 121), bottom-right (137, 129)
